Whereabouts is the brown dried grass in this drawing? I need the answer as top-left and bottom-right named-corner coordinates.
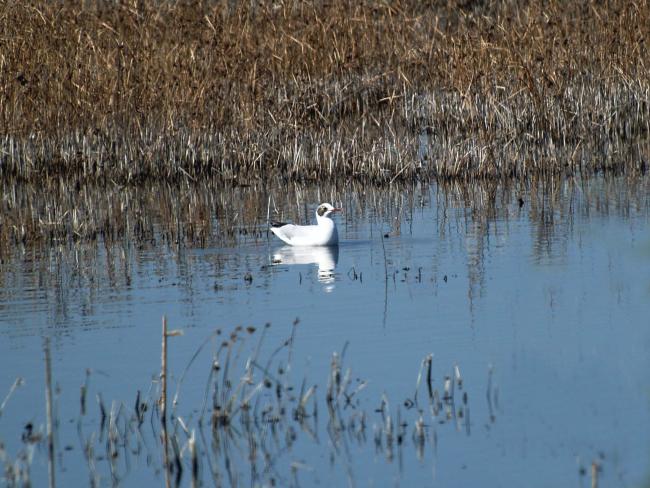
top-left (1, 0), bottom-right (648, 182)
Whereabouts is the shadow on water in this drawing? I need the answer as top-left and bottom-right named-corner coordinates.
top-left (1, 174), bottom-right (650, 486)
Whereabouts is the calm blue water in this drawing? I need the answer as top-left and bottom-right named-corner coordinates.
top-left (1, 176), bottom-right (649, 487)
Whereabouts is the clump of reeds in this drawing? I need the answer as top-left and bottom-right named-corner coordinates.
top-left (0, 1), bottom-right (648, 183)
top-left (1, 318), bottom-right (488, 486)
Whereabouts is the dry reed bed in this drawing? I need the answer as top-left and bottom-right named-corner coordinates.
top-left (1, 0), bottom-right (648, 183)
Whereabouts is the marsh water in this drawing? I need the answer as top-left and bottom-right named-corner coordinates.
top-left (1, 175), bottom-right (649, 487)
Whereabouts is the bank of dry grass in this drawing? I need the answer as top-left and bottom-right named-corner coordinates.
top-left (1, 0), bottom-right (649, 182)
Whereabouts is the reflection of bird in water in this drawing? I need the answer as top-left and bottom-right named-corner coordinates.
top-left (270, 203), bottom-right (342, 246)
top-left (272, 245), bottom-right (339, 284)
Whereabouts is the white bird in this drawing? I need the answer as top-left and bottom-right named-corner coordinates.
top-left (270, 203), bottom-right (342, 246)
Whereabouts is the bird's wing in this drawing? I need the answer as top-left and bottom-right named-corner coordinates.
top-left (276, 224), bottom-right (306, 239)
top-left (271, 224), bottom-right (318, 245)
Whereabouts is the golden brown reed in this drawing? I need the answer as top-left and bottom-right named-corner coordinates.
top-left (1, 0), bottom-right (649, 182)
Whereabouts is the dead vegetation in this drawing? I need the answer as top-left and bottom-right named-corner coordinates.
top-left (0, 322), bottom-right (476, 487)
top-left (0, 0), bottom-right (648, 183)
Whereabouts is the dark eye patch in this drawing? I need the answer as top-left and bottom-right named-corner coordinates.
top-left (317, 206), bottom-right (326, 216)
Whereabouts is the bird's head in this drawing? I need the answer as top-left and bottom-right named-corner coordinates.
top-left (316, 203), bottom-right (342, 218)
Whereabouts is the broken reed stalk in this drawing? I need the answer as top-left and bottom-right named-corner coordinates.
top-left (44, 338), bottom-right (56, 488)
top-left (79, 370), bottom-right (89, 417)
top-left (0, 377), bottom-right (23, 418)
top-left (189, 430), bottom-right (198, 488)
top-left (426, 355), bottom-right (433, 400)
top-left (591, 462), bottom-right (599, 488)
top-left (161, 315), bottom-right (170, 488)
top-left (159, 316), bottom-right (184, 485)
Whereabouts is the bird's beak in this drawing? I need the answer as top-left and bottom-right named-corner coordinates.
top-left (332, 207), bottom-right (343, 213)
